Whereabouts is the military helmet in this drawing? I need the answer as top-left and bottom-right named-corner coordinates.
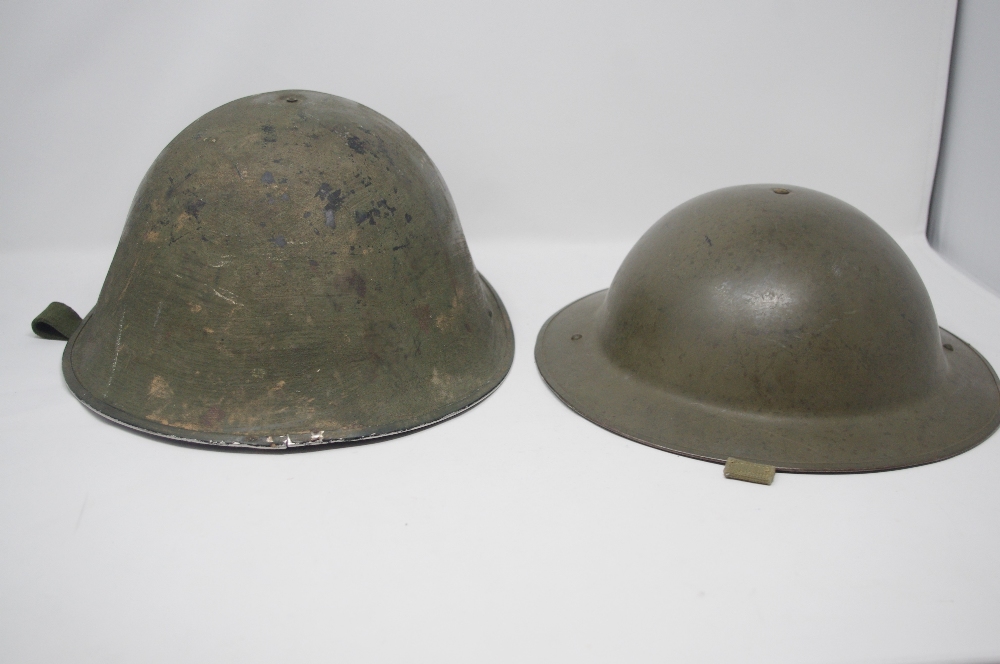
top-left (535, 184), bottom-right (1000, 473)
top-left (51, 90), bottom-right (514, 448)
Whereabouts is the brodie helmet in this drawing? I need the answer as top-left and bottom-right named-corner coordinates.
top-left (535, 184), bottom-right (999, 473)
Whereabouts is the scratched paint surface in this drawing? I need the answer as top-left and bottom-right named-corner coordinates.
top-left (67, 90), bottom-right (514, 446)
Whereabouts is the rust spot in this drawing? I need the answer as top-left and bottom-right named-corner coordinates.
top-left (345, 269), bottom-right (367, 298)
top-left (199, 406), bottom-right (224, 430)
top-left (435, 313), bottom-right (453, 331)
top-left (148, 376), bottom-right (173, 399)
top-left (413, 303), bottom-right (432, 333)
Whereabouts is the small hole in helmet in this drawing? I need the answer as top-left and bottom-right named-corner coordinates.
top-left (571, 334), bottom-right (582, 341)
top-left (285, 97), bottom-right (299, 103)
top-left (943, 343), bottom-right (954, 351)
top-left (772, 188), bottom-right (790, 195)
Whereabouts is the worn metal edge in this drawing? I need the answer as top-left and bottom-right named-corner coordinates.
top-left (534, 289), bottom-right (1000, 475)
top-left (62, 271), bottom-right (514, 450)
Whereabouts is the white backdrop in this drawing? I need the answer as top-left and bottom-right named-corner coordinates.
top-left (1, 0), bottom-right (954, 248)
top-left (10, 3), bottom-right (1000, 664)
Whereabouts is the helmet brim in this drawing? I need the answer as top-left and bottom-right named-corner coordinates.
top-left (535, 290), bottom-right (1000, 473)
top-left (63, 274), bottom-right (514, 450)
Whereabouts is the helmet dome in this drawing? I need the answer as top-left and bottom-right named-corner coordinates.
top-left (65, 90), bottom-right (514, 448)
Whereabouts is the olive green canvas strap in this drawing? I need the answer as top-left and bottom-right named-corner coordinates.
top-left (32, 302), bottom-right (82, 340)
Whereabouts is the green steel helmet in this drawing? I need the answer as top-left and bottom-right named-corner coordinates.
top-left (56, 90), bottom-right (514, 449)
top-left (536, 184), bottom-right (1000, 473)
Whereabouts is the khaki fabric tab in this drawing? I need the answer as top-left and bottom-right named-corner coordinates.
top-left (724, 457), bottom-right (775, 485)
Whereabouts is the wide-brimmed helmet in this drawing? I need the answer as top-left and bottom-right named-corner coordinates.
top-left (536, 184), bottom-right (999, 472)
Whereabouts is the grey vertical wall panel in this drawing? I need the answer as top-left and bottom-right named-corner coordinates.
top-left (929, 0), bottom-right (1000, 294)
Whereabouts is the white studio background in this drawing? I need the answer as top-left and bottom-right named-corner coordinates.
top-left (0, 0), bottom-right (954, 248)
top-left (929, 0), bottom-right (1000, 294)
top-left (10, 3), bottom-right (1000, 664)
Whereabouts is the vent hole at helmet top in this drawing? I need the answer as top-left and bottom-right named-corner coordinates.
top-left (772, 188), bottom-right (790, 195)
top-left (285, 97), bottom-right (299, 103)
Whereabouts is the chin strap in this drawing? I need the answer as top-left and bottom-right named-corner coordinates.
top-left (724, 458), bottom-right (776, 486)
top-left (32, 302), bottom-right (82, 341)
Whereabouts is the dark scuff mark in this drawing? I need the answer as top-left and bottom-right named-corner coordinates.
top-left (704, 235), bottom-right (712, 247)
top-left (315, 183), bottom-right (345, 229)
top-left (377, 199), bottom-right (396, 215)
top-left (271, 235), bottom-right (287, 248)
top-left (303, 211), bottom-right (312, 218)
top-left (324, 190), bottom-right (344, 229)
top-left (347, 136), bottom-right (367, 154)
top-left (185, 199), bottom-right (206, 218)
top-left (405, 213), bottom-right (412, 223)
top-left (392, 239), bottom-right (411, 251)
top-left (308, 259), bottom-right (319, 267)
top-left (261, 171), bottom-right (275, 184)
top-left (355, 207), bottom-right (381, 226)
top-left (261, 125), bottom-right (277, 143)
top-left (346, 269), bottom-right (367, 298)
